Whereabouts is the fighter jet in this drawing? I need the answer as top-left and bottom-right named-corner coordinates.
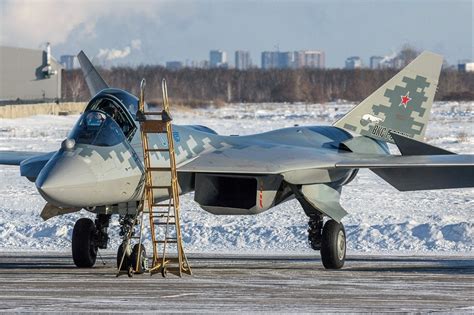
top-left (1, 51), bottom-right (472, 269)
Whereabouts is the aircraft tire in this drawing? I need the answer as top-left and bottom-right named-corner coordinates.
top-left (130, 243), bottom-right (147, 274)
top-left (320, 220), bottom-right (346, 269)
top-left (72, 218), bottom-right (98, 268)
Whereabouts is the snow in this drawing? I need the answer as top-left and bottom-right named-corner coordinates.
top-left (0, 102), bottom-right (472, 254)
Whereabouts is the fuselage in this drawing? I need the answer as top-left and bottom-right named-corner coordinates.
top-left (27, 88), bottom-right (358, 214)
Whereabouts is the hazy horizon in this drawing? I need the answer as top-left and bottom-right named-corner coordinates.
top-left (1, 0), bottom-right (472, 68)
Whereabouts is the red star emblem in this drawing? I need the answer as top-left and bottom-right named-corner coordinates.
top-left (400, 94), bottom-right (412, 108)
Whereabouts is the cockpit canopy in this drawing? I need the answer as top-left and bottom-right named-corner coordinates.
top-left (69, 110), bottom-right (126, 147)
top-left (83, 89), bottom-right (139, 141)
top-left (69, 89), bottom-right (142, 147)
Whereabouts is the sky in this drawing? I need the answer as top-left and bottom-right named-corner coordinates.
top-left (0, 0), bottom-right (472, 68)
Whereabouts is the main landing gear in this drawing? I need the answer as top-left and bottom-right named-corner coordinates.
top-left (307, 214), bottom-right (346, 269)
top-left (72, 214), bottom-right (110, 267)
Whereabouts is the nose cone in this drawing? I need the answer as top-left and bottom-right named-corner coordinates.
top-left (36, 151), bottom-right (98, 207)
top-left (36, 145), bottom-right (143, 208)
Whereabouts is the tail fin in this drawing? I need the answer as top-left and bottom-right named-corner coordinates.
top-left (77, 51), bottom-right (109, 97)
top-left (333, 51), bottom-right (443, 144)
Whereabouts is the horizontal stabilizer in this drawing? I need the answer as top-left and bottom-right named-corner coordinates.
top-left (391, 132), bottom-right (454, 155)
top-left (336, 154), bottom-right (473, 168)
top-left (336, 154), bottom-right (473, 191)
top-left (372, 166), bottom-right (473, 191)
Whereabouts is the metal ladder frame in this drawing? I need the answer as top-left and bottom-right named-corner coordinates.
top-left (117, 78), bottom-right (191, 277)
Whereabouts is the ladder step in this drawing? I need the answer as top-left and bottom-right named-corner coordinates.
top-left (143, 111), bottom-right (164, 115)
top-left (153, 212), bottom-right (174, 218)
top-left (154, 222), bottom-right (176, 226)
top-left (146, 148), bottom-right (170, 152)
top-left (151, 203), bottom-right (174, 207)
top-left (149, 211), bottom-right (174, 215)
top-left (146, 185), bottom-right (171, 189)
top-left (155, 240), bottom-right (178, 244)
top-left (147, 167), bottom-right (172, 171)
top-left (141, 120), bottom-right (166, 133)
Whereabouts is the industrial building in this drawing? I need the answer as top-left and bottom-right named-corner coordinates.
top-left (0, 44), bottom-right (62, 102)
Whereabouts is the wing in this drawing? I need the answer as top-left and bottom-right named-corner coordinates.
top-left (0, 151), bottom-right (45, 165)
top-left (178, 145), bottom-right (474, 191)
top-left (0, 151), bottom-right (55, 181)
top-left (178, 145), bottom-right (341, 174)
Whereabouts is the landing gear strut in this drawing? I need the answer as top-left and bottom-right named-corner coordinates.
top-left (308, 214), bottom-right (323, 250)
top-left (72, 214), bottom-right (110, 268)
top-left (117, 214), bottom-right (134, 271)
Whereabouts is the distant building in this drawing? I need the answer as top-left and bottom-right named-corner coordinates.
top-left (261, 51), bottom-right (294, 69)
top-left (294, 50), bottom-right (325, 69)
top-left (369, 56), bottom-right (384, 69)
top-left (166, 61), bottom-right (183, 71)
top-left (278, 52), bottom-right (293, 69)
top-left (60, 55), bottom-right (79, 70)
top-left (210, 50), bottom-right (227, 68)
top-left (345, 56), bottom-right (363, 69)
top-left (390, 57), bottom-right (404, 69)
top-left (261, 51), bottom-right (280, 69)
top-left (0, 44), bottom-right (62, 101)
top-left (235, 50), bottom-right (251, 70)
top-left (458, 62), bottom-right (474, 72)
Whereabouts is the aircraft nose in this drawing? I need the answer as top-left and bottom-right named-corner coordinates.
top-left (36, 152), bottom-right (97, 207)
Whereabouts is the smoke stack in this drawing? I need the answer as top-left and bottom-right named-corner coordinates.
top-left (42, 42), bottom-right (57, 78)
top-left (46, 42), bottom-right (51, 66)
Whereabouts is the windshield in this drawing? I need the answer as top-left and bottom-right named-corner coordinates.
top-left (69, 111), bottom-right (126, 146)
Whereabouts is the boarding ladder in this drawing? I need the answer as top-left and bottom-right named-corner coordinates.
top-left (117, 79), bottom-right (191, 277)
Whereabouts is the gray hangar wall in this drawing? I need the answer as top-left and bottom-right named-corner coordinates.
top-left (0, 46), bottom-right (62, 101)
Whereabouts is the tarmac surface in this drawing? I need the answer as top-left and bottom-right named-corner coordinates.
top-left (0, 252), bottom-right (473, 313)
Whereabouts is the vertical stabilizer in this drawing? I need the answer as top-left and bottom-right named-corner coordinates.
top-left (333, 51), bottom-right (443, 144)
top-left (77, 51), bottom-right (109, 97)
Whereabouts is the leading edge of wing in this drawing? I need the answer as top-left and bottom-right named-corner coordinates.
top-left (178, 145), bottom-right (341, 174)
top-left (335, 154), bottom-right (474, 169)
top-left (0, 151), bottom-right (48, 166)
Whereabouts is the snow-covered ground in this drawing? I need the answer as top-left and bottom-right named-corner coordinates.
top-left (0, 102), bottom-right (472, 254)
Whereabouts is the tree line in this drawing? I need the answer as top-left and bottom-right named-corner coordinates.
top-left (62, 66), bottom-right (474, 105)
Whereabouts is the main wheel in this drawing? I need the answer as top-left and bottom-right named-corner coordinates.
top-left (130, 244), bottom-right (147, 274)
top-left (320, 220), bottom-right (346, 269)
top-left (72, 218), bottom-right (98, 268)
